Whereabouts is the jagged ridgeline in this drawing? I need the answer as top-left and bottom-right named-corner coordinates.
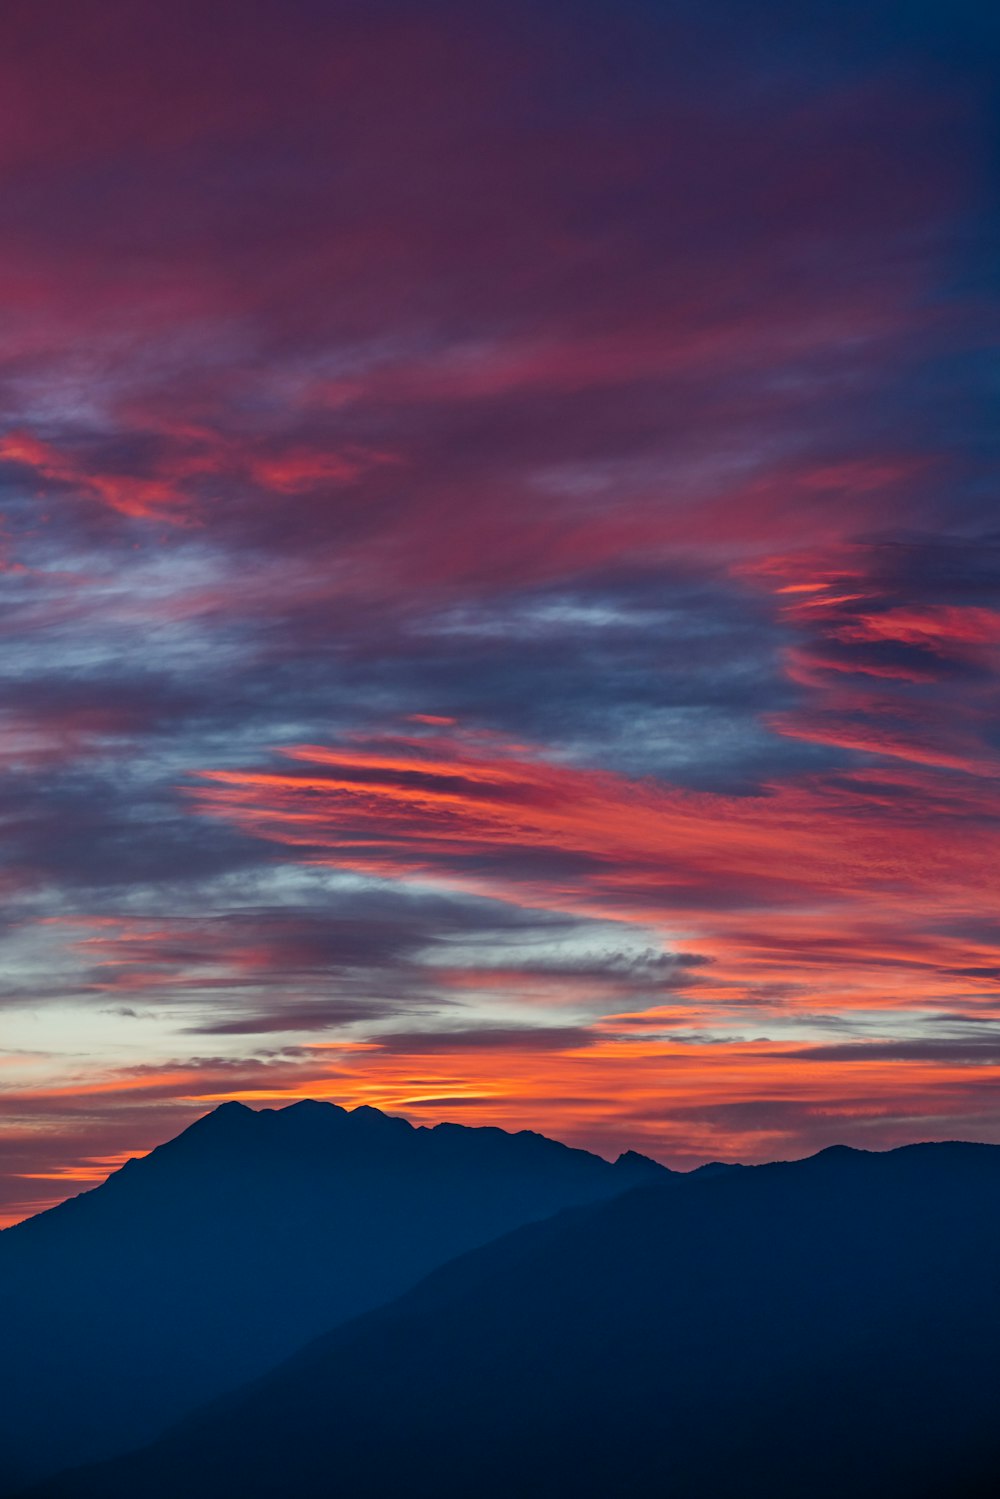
top-left (0, 1099), bottom-right (668, 1494)
top-left (6, 1108), bottom-right (1000, 1499)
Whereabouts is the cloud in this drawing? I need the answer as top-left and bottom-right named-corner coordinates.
top-left (781, 1036), bottom-right (1000, 1064)
top-left (367, 1026), bottom-right (597, 1055)
top-left (190, 727), bottom-right (1000, 941)
top-left (1, 0), bottom-right (998, 1219)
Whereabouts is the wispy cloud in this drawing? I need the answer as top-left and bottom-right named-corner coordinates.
top-left (1, 0), bottom-right (998, 1220)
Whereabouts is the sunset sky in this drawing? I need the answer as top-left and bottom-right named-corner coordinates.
top-left (2, 0), bottom-right (999, 1224)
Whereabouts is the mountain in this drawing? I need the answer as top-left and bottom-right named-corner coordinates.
top-left (0, 1099), bottom-right (666, 1494)
top-left (25, 1140), bottom-right (1000, 1499)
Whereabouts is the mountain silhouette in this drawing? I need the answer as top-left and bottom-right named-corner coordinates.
top-left (22, 1140), bottom-right (1000, 1499)
top-left (0, 1099), bottom-right (666, 1494)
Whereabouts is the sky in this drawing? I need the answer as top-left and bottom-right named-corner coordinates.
top-left (1, 0), bottom-right (999, 1224)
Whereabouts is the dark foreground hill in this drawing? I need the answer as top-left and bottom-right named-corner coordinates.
top-left (0, 1099), bottom-right (664, 1493)
top-left (28, 1140), bottom-right (1000, 1499)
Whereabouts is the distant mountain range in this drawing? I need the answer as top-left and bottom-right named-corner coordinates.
top-left (5, 1107), bottom-right (999, 1499)
top-left (0, 1100), bottom-right (666, 1494)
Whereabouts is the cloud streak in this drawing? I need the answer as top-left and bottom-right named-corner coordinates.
top-left (1, 0), bottom-right (998, 1218)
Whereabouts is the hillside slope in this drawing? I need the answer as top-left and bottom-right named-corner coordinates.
top-left (0, 1098), bottom-right (664, 1492)
top-left (28, 1141), bottom-right (1000, 1499)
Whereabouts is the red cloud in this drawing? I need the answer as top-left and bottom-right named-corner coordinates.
top-left (742, 543), bottom-right (1000, 777)
top-left (0, 430), bottom-right (189, 520)
top-left (834, 605), bottom-right (1000, 651)
top-left (189, 727), bottom-right (1000, 1023)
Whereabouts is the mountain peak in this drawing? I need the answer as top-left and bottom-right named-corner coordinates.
top-left (210, 1099), bottom-right (254, 1118)
top-left (809, 1143), bottom-right (867, 1164)
top-left (186, 1099), bottom-right (257, 1133)
top-left (278, 1099), bottom-right (348, 1118)
top-left (149, 1099), bottom-right (260, 1156)
top-left (613, 1149), bottom-right (670, 1178)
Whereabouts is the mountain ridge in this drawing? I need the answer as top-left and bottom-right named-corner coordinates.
top-left (23, 1137), bottom-right (1000, 1499)
top-left (2, 1097), bottom-right (669, 1238)
top-left (0, 1098), bottom-right (669, 1494)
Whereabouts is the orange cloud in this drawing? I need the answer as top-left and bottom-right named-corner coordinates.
top-left (189, 728), bottom-right (1000, 1019)
top-left (5, 1035), bottom-right (998, 1228)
